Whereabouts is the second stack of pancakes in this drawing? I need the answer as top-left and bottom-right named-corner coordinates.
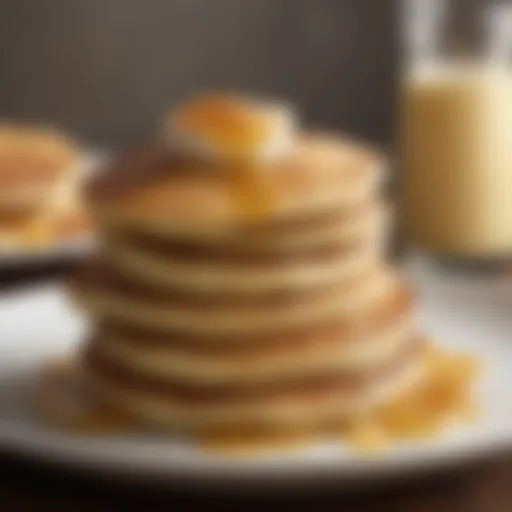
top-left (74, 95), bottom-right (421, 434)
top-left (0, 124), bottom-right (89, 247)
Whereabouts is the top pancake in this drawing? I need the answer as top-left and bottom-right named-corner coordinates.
top-left (87, 133), bottom-right (384, 239)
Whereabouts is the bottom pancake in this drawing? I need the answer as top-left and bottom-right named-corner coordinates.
top-left (82, 341), bottom-right (424, 431)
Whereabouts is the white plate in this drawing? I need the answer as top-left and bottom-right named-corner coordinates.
top-left (0, 256), bottom-right (511, 486)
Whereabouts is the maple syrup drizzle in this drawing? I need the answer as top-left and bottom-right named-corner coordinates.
top-left (224, 162), bottom-right (275, 223)
top-left (341, 348), bottom-right (480, 453)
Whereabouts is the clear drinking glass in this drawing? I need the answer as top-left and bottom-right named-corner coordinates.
top-left (400, 0), bottom-right (512, 265)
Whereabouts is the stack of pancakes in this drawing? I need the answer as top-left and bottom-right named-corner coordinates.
top-left (0, 124), bottom-right (89, 248)
top-left (74, 96), bottom-right (421, 433)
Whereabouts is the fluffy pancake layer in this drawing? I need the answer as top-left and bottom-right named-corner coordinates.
top-left (88, 285), bottom-right (414, 384)
top-left (71, 263), bottom-right (396, 337)
top-left (97, 282), bottom-right (412, 351)
top-left (82, 336), bottom-right (423, 430)
top-left (105, 226), bottom-right (386, 295)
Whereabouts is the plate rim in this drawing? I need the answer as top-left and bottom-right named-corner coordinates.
top-left (2, 416), bottom-right (511, 485)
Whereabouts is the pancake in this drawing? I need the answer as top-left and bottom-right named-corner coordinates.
top-left (109, 199), bottom-right (389, 257)
top-left (0, 158), bottom-right (90, 247)
top-left (82, 338), bottom-right (423, 430)
top-left (91, 291), bottom-right (414, 384)
top-left (0, 213), bottom-right (54, 247)
top-left (98, 282), bottom-right (412, 351)
top-left (0, 124), bottom-right (80, 212)
top-left (105, 200), bottom-right (389, 252)
top-left (85, 337), bottom-right (420, 400)
top-left (105, 232), bottom-right (384, 295)
top-left (0, 208), bottom-right (90, 248)
top-left (87, 134), bottom-right (384, 240)
top-left (71, 264), bottom-right (397, 337)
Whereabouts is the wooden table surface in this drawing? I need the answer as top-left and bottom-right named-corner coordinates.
top-left (1, 261), bottom-right (512, 511)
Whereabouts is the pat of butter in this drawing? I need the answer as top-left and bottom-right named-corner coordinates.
top-left (162, 94), bottom-right (297, 163)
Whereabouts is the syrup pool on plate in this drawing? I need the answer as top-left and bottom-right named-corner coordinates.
top-left (198, 344), bottom-right (481, 454)
top-left (344, 344), bottom-right (481, 453)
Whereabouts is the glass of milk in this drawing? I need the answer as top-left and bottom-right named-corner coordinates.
top-left (400, 0), bottom-right (512, 264)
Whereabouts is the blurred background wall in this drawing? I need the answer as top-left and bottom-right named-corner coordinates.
top-left (0, 0), bottom-right (396, 148)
